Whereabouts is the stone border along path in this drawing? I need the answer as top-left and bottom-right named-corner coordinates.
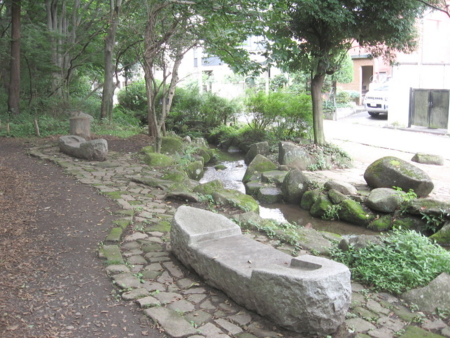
top-left (29, 144), bottom-right (450, 338)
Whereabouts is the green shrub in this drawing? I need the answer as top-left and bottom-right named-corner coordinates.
top-left (168, 87), bottom-right (242, 136)
top-left (335, 91), bottom-right (351, 104)
top-left (244, 89), bottom-right (312, 139)
top-left (330, 229), bottom-right (450, 294)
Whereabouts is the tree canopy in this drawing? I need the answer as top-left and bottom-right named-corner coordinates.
top-left (255, 0), bottom-right (426, 144)
top-left (0, 0), bottom-right (435, 146)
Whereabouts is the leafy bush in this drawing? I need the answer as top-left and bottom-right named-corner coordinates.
top-left (335, 91), bottom-right (351, 104)
top-left (116, 80), bottom-right (148, 123)
top-left (117, 82), bottom-right (242, 135)
top-left (244, 90), bottom-right (312, 139)
top-left (330, 229), bottom-right (450, 294)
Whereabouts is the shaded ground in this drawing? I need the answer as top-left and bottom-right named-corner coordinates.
top-left (0, 135), bottom-right (162, 338)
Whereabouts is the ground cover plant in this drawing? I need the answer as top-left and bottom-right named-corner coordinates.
top-left (330, 229), bottom-right (450, 294)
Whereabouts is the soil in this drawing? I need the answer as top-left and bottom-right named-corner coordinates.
top-left (0, 134), bottom-right (164, 338)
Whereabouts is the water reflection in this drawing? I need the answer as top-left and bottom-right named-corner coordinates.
top-left (200, 160), bottom-right (246, 193)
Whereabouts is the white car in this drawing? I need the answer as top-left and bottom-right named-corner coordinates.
top-left (364, 84), bottom-right (389, 116)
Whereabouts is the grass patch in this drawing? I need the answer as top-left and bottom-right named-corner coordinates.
top-left (330, 229), bottom-right (450, 294)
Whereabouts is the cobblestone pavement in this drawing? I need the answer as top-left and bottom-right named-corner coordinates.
top-left (29, 144), bottom-right (450, 338)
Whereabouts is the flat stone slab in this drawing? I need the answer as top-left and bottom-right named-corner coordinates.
top-left (171, 206), bottom-right (351, 336)
top-left (144, 307), bottom-right (198, 337)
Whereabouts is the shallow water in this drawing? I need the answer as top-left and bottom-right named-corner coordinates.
top-left (202, 152), bottom-right (377, 236)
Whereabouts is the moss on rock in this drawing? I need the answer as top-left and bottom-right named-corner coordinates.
top-left (310, 194), bottom-right (333, 218)
top-left (212, 189), bottom-right (259, 213)
top-left (143, 153), bottom-right (174, 166)
top-left (338, 199), bottom-right (375, 226)
top-left (368, 215), bottom-right (392, 232)
top-left (300, 189), bottom-right (322, 210)
top-left (185, 161), bottom-right (204, 180)
top-left (193, 180), bottom-right (224, 195)
top-left (160, 136), bottom-right (183, 155)
top-left (243, 154), bottom-right (277, 183)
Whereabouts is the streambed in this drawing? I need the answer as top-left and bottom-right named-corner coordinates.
top-left (201, 152), bottom-right (377, 236)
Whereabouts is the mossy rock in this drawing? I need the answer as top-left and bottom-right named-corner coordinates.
top-left (143, 153), bottom-right (174, 166)
top-left (309, 194), bottom-right (333, 218)
top-left (392, 216), bottom-right (425, 232)
top-left (212, 189), bottom-right (259, 213)
top-left (338, 199), bottom-right (376, 226)
top-left (196, 147), bottom-right (212, 164)
top-left (363, 156), bottom-right (434, 197)
top-left (300, 189), bottom-right (322, 210)
top-left (160, 136), bottom-right (183, 155)
top-left (243, 154), bottom-right (277, 183)
top-left (328, 189), bottom-right (348, 204)
top-left (368, 215), bottom-right (392, 232)
top-left (141, 145), bottom-right (154, 153)
top-left (429, 222), bottom-right (450, 245)
top-left (193, 180), bottom-right (224, 195)
top-left (161, 170), bottom-right (189, 183)
top-left (215, 164), bottom-right (227, 170)
top-left (185, 161), bottom-right (204, 180)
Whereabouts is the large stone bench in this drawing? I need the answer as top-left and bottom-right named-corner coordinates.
top-left (171, 206), bottom-right (351, 336)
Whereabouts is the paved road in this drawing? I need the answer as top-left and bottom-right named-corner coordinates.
top-left (324, 118), bottom-right (450, 160)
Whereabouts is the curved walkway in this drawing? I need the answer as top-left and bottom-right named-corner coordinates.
top-left (29, 144), bottom-right (449, 338)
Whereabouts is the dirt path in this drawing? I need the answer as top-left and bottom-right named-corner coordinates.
top-left (0, 137), bottom-right (162, 338)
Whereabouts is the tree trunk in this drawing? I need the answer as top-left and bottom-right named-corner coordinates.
top-left (100, 0), bottom-right (122, 121)
top-left (8, 0), bottom-right (20, 115)
top-left (311, 73), bottom-right (326, 145)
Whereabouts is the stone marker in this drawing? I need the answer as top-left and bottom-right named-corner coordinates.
top-left (171, 205), bottom-right (351, 336)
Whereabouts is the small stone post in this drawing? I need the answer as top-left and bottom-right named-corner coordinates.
top-left (69, 112), bottom-right (92, 139)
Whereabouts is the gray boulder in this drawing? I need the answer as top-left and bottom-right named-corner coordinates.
top-left (324, 180), bottom-right (357, 195)
top-left (245, 141), bottom-right (269, 165)
top-left (402, 273), bottom-right (450, 312)
top-left (411, 153), bottom-right (444, 166)
top-left (59, 135), bottom-right (108, 161)
top-left (257, 187), bottom-right (283, 204)
top-left (278, 141), bottom-right (314, 170)
top-left (363, 156), bottom-right (434, 197)
top-left (281, 169), bottom-right (310, 204)
top-left (365, 188), bottom-right (404, 213)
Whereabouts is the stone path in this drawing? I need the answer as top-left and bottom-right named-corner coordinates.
top-left (29, 145), bottom-right (450, 338)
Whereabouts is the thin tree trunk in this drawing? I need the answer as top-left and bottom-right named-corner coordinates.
top-left (311, 73), bottom-right (326, 145)
top-left (100, 0), bottom-right (122, 121)
top-left (8, 0), bottom-right (20, 115)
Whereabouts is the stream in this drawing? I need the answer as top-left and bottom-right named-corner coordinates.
top-left (201, 152), bottom-right (377, 236)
